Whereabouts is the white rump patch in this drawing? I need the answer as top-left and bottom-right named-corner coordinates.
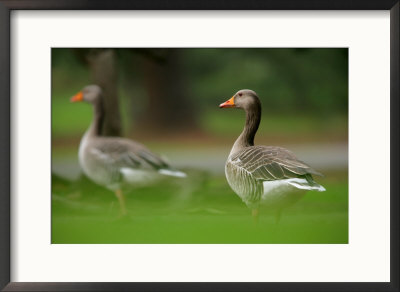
top-left (120, 167), bottom-right (156, 184)
top-left (158, 169), bottom-right (187, 178)
top-left (263, 178), bottom-right (325, 195)
top-left (287, 178), bottom-right (326, 192)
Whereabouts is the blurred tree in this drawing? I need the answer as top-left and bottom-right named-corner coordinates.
top-left (71, 48), bottom-right (197, 135)
top-left (137, 48), bottom-right (197, 133)
top-left (87, 49), bottom-right (121, 136)
top-left (73, 48), bottom-right (122, 136)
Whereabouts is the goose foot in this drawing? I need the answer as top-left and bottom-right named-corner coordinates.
top-left (252, 208), bottom-right (259, 225)
top-left (115, 189), bottom-right (127, 216)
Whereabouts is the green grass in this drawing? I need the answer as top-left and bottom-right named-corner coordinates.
top-left (51, 170), bottom-right (348, 244)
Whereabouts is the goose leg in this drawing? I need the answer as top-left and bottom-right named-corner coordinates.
top-left (115, 189), bottom-right (127, 216)
top-left (252, 208), bottom-right (259, 225)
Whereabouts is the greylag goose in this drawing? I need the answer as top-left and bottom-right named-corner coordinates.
top-left (71, 85), bottom-right (186, 215)
top-left (219, 89), bottom-right (325, 223)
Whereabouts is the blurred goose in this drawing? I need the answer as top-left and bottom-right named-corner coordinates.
top-left (219, 89), bottom-right (325, 223)
top-left (71, 85), bottom-right (186, 215)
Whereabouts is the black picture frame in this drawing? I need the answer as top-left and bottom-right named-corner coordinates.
top-left (0, 1), bottom-right (399, 291)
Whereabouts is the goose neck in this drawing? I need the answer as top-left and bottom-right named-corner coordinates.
top-left (230, 105), bottom-right (261, 157)
top-left (86, 100), bottom-right (105, 138)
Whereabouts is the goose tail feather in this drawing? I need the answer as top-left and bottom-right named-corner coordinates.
top-left (287, 178), bottom-right (326, 192)
top-left (158, 168), bottom-right (187, 178)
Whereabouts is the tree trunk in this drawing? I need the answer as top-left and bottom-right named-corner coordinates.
top-left (139, 49), bottom-right (197, 133)
top-left (87, 49), bottom-right (122, 136)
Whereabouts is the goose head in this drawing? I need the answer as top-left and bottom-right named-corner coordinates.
top-left (70, 85), bottom-right (103, 104)
top-left (219, 89), bottom-right (260, 111)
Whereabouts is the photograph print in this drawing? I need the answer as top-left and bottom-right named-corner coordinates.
top-left (51, 48), bottom-right (348, 244)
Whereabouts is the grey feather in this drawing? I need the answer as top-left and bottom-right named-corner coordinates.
top-left (89, 136), bottom-right (171, 172)
top-left (230, 146), bottom-right (322, 182)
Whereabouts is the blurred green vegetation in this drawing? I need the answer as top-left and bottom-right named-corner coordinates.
top-left (52, 96), bottom-right (347, 141)
top-left (52, 48), bottom-right (348, 140)
top-left (184, 48), bottom-right (348, 114)
top-left (52, 170), bottom-right (347, 244)
top-left (52, 48), bottom-right (348, 112)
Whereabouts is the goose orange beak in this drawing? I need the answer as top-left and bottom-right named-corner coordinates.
top-left (70, 91), bottom-right (83, 102)
top-left (219, 96), bottom-right (235, 108)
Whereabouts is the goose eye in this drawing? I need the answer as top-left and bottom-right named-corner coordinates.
top-left (238, 93), bottom-right (243, 97)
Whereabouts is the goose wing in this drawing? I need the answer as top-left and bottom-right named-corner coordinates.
top-left (90, 137), bottom-right (169, 171)
top-left (229, 145), bottom-right (322, 181)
